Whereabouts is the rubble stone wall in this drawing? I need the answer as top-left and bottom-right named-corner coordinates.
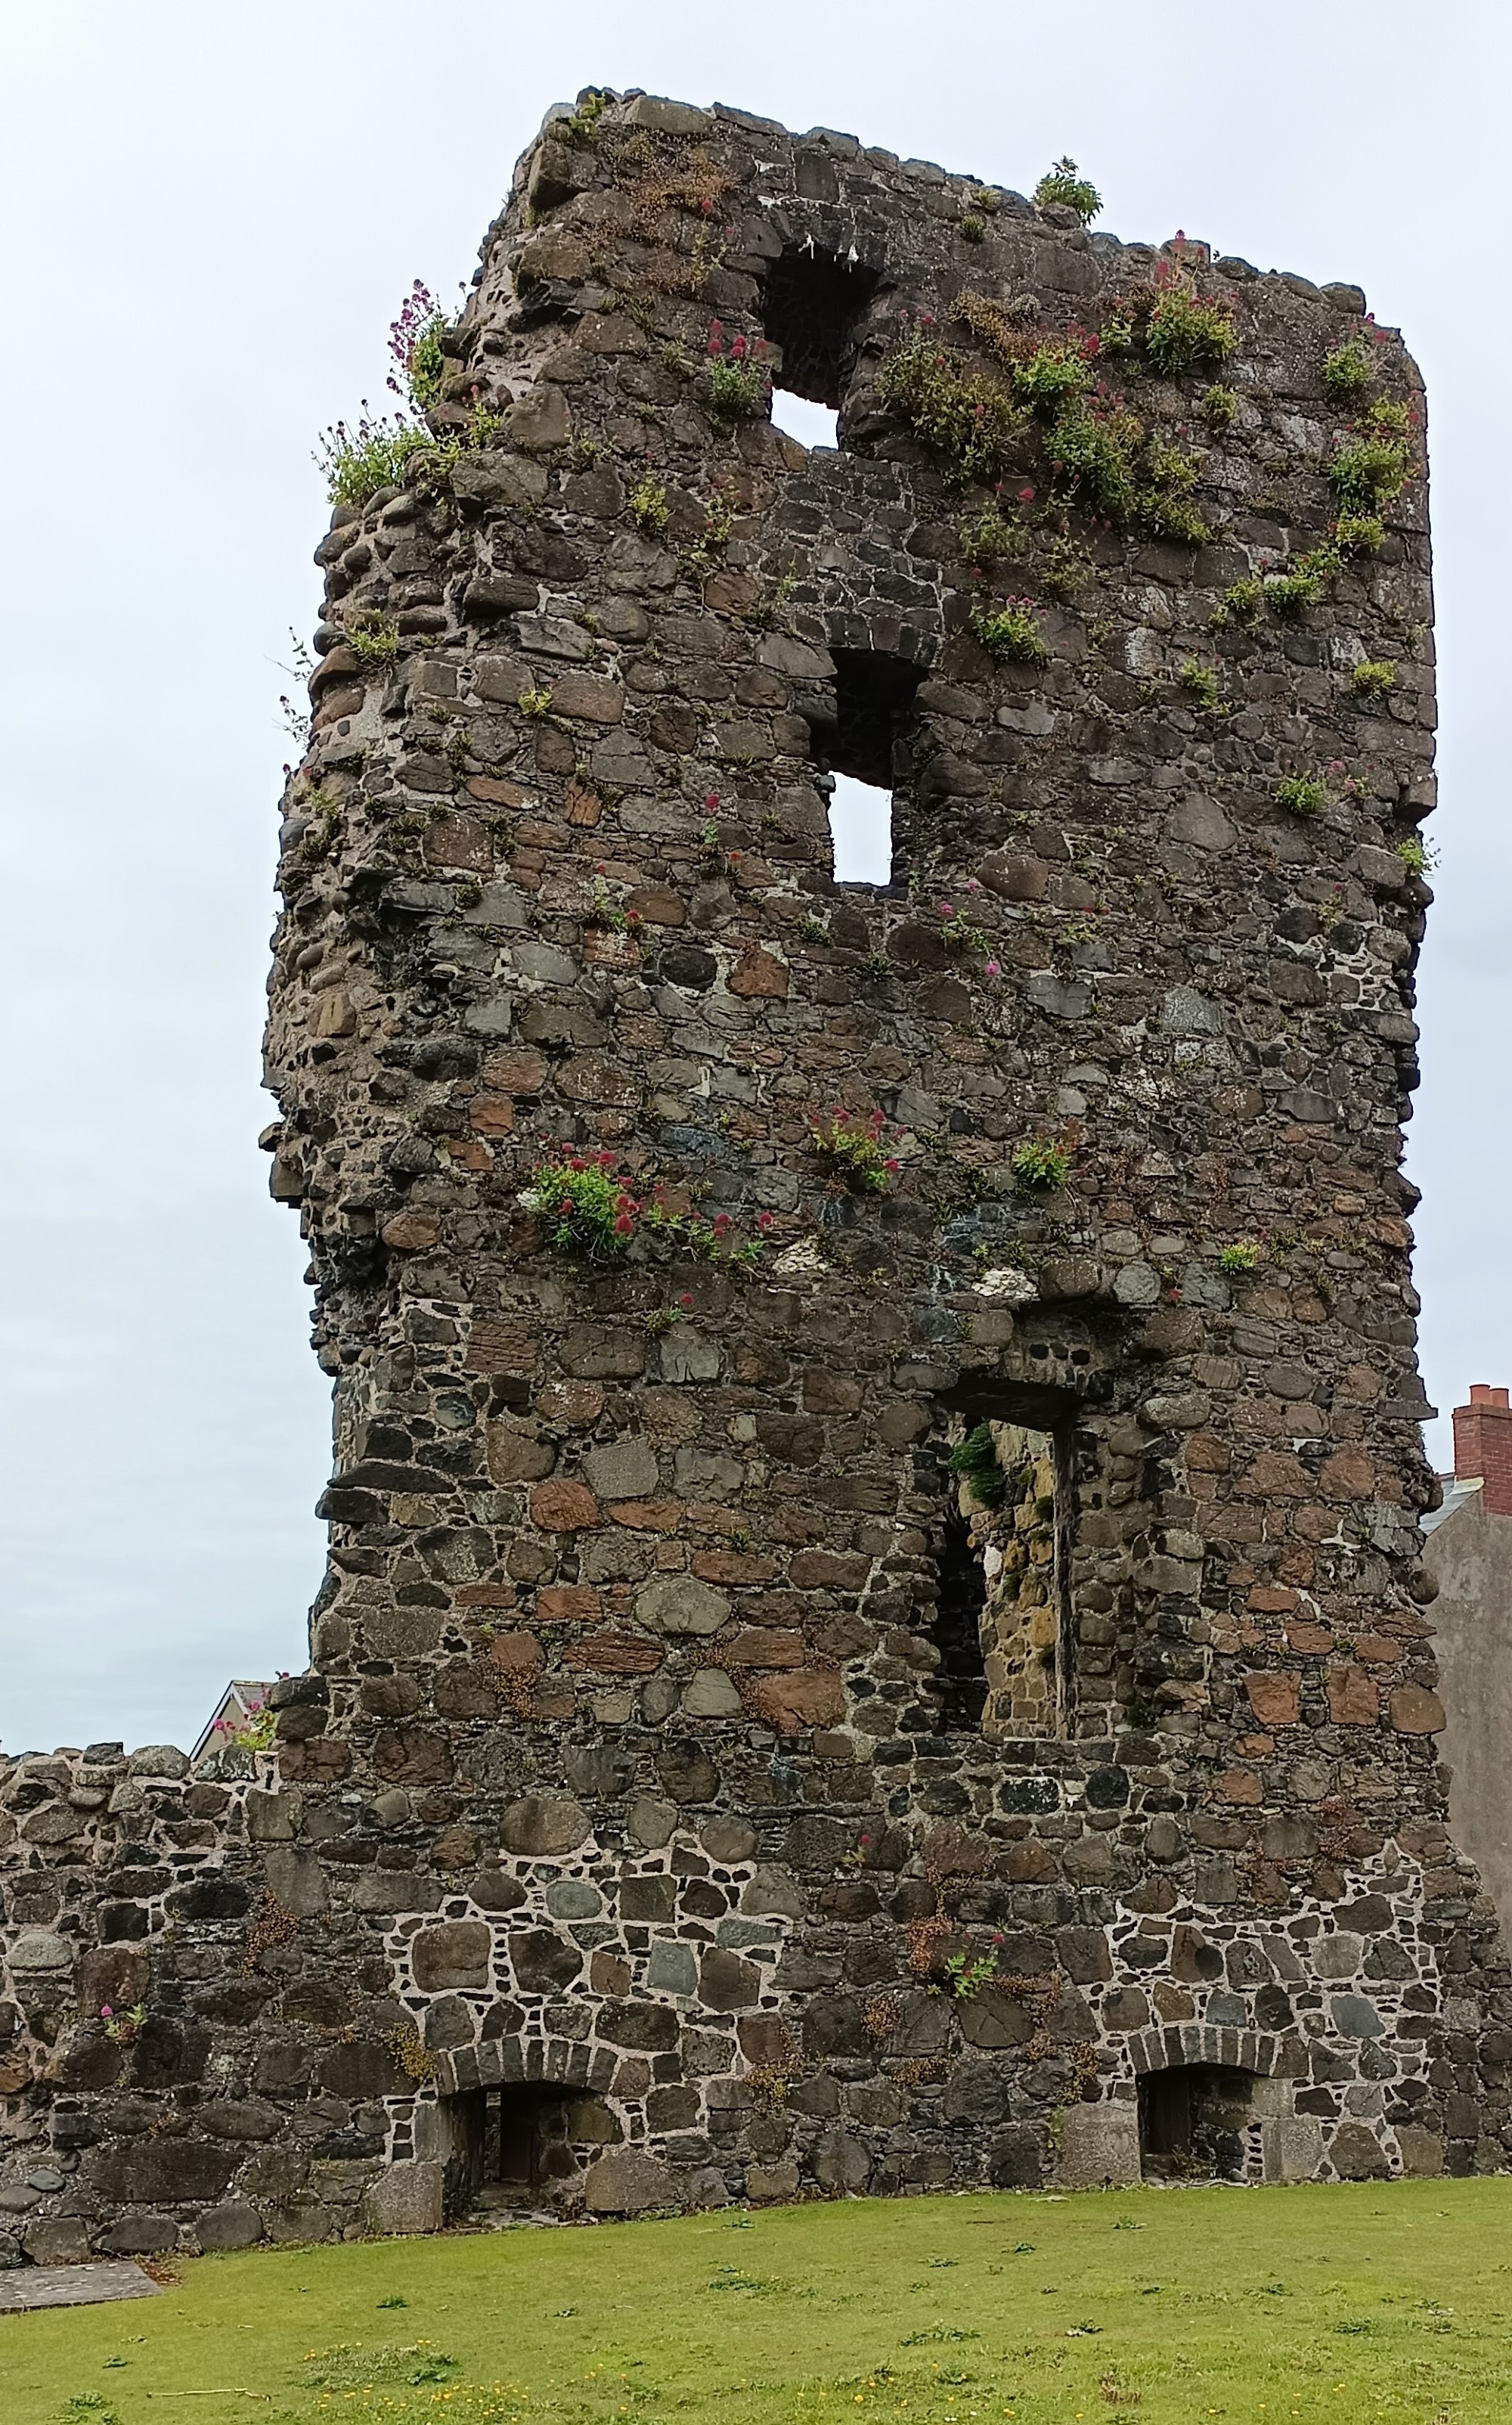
top-left (4, 89), bottom-right (1507, 2260)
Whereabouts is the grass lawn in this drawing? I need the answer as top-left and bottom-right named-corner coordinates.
top-left (5, 2179), bottom-right (1512, 2425)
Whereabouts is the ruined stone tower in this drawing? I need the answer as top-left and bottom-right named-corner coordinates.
top-left (3, 92), bottom-right (1507, 2257)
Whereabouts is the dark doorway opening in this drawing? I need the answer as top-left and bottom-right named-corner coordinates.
top-left (1139, 2066), bottom-right (1256, 2181)
top-left (446, 2085), bottom-right (603, 2211)
top-left (761, 247), bottom-right (881, 409)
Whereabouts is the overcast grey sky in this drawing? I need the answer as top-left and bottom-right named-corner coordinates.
top-left (3, 0), bottom-right (1507, 1755)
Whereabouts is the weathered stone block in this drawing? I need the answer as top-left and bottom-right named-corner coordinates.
top-left (1260, 2116), bottom-right (1325, 2183)
top-left (582, 2147), bottom-right (677, 2213)
top-left (412, 1922), bottom-right (492, 1992)
top-left (1055, 2104), bottom-right (1141, 2189)
top-left (364, 2163), bottom-right (445, 2238)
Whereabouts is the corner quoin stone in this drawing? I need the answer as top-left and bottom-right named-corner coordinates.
top-left (1, 87), bottom-right (1506, 2254)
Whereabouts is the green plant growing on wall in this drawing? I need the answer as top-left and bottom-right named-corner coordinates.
top-left (934, 894), bottom-right (991, 957)
top-left (388, 278), bottom-right (448, 415)
top-left (521, 1152), bottom-right (640, 1260)
top-left (99, 2002), bottom-right (147, 2045)
top-left (1395, 835), bottom-right (1438, 876)
top-left (584, 873), bottom-right (642, 932)
top-left (950, 1423), bottom-right (1009, 1510)
top-left (1366, 395), bottom-right (1411, 436)
top-left (563, 88), bottom-right (610, 144)
top-left (643, 1187), bottom-right (770, 1267)
top-left (1263, 545), bottom-right (1342, 619)
top-left (1201, 383), bottom-right (1236, 432)
top-left (1330, 411), bottom-right (1413, 510)
top-left (316, 413), bottom-right (440, 509)
top-left (809, 1106), bottom-right (902, 1192)
top-left (703, 321), bottom-right (771, 420)
top-left (1145, 284), bottom-right (1237, 375)
top-left (1352, 659), bottom-right (1398, 699)
top-left (1033, 157), bottom-right (1101, 222)
top-left (1219, 1242), bottom-right (1263, 1275)
top-left (1179, 658), bottom-right (1222, 710)
top-left (1139, 438), bottom-right (1210, 542)
top-left (213, 1693), bottom-right (279, 1750)
top-left (942, 1946), bottom-right (1002, 2001)
top-left (877, 330), bottom-right (1026, 485)
top-left (969, 598), bottom-right (1049, 664)
top-left (1045, 397), bottom-right (1207, 542)
top-left (959, 212), bottom-right (987, 243)
top-left (1334, 511), bottom-right (1385, 554)
top-left (1115, 264), bottom-right (1237, 377)
top-left (1275, 772), bottom-right (1331, 817)
top-left (685, 481), bottom-right (737, 577)
top-left (519, 687), bottom-right (553, 718)
top-left (1322, 335), bottom-right (1376, 404)
top-left (347, 610), bottom-right (400, 666)
top-left (1043, 395), bottom-right (1141, 522)
top-left (1012, 1132), bottom-right (1074, 1192)
top-left (630, 474), bottom-right (669, 533)
top-left (959, 503), bottom-right (1026, 571)
top-left (1009, 341), bottom-right (1095, 417)
top-left (1213, 575), bottom-right (1264, 625)
top-left (1038, 533), bottom-right (1091, 601)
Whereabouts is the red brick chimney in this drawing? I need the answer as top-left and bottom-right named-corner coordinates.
top-left (1452, 1385), bottom-right (1512, 1515)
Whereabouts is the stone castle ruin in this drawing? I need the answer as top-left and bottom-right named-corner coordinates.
top-left (3, 91), bottom-right (1508, 2259)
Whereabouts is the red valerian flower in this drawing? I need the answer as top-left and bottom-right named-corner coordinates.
top-left (705, 792), bottom-right (720, 811)
top-left (758, 1212), bottom-right (773, 1230)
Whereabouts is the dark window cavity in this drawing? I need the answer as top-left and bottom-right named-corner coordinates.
top-left (761, 244), bottom-right (881, 411)
top-left (808, 649), bottom-right (924, 889)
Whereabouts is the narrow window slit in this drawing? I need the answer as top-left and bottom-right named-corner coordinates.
top-left (931, 1410), bottom-right (1073, 1738)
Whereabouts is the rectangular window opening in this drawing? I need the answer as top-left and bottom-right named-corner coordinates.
top-left (808, 649), bottom-right (924, 892)
top-left (760, 246), bottom-right (881, 414)
top-left (827, 771), bottom-right (892, 884)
